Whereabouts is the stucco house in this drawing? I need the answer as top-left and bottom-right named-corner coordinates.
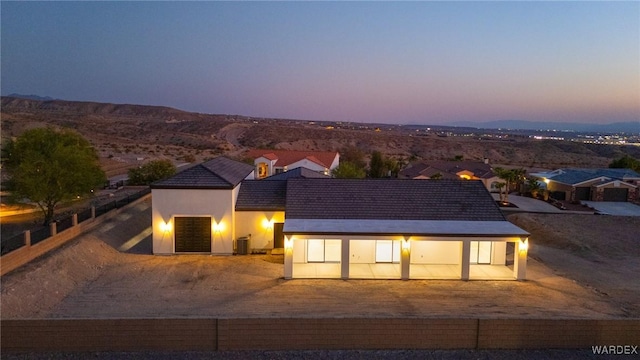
top-left (530, 168), bottom-right (640, 202)
top-left (399, 160), bottom-right (502, 192)
top-left (247, 149), bottom-right (340, 179)
top-left (151, 157), bottom-right (530, 280)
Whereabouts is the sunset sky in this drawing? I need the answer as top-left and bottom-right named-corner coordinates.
top-left (2, 1), bottom-right (638, 125)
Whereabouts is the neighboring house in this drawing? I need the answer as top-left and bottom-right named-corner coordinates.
top-left (247, 149), bottom-right (340, 179)
top-left (261, 166), bottom-right (331, 181)
top-left (151, 157), bottom-right (530, 280)
top-left (530, 168), bottom-right (640, 202)
top-left (399, 160), bottom-right (502, 192)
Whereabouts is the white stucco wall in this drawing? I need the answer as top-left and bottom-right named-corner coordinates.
top-left (234, 211), bottom-right (285, 251)
top-left (349, 240), bottom-right (376, 264)
top-left (152, 188), bottom-right (236, 255)
top-left (411, 241), bottom-right (461, 265)
top-left (280, 159), bottom-right (326, 174)
top-left (329, 153), bottom-right (340, 170)
top-left (492, 241), bottom-right (506, 265)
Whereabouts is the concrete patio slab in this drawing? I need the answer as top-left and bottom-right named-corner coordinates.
top-left (581, 201), bottom-right (640, 216)
top-left (492, 194), bottom-right (563, 213)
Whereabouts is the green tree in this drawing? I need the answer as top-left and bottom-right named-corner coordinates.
top-left (3, 127), bottom-right (106, 224)
top-left (128, 159), bottom-right (176, 185)
top-left (340, 146), bottom-right (367, 170)
top-left (430, 172), bottom-right (443, 180)
top-left (368, 151), bottom-right (386, 178)
top-left (331, 161), bottom-right (366, 179)
top-left (609, 155), bottom-right (640, 172)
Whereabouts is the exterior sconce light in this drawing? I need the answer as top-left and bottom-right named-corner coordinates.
top-left (213, 221), bottom-right (225, 233)
top-left (262, 218), bottom-right (274, 230)
top-left (519, 239), bottom-right (529, 252)
top-left (284, 236), bottom-right (294, 250)
top-left (402, 236), bottom-right (411, 251)
top-left (160, 221), bottom-right (172, 233)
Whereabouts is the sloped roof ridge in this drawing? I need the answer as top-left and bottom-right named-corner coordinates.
top-left (201, 156), bottom-right (255, 186)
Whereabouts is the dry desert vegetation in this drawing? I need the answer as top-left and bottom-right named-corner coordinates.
top-left (3, 97), bottom-right (640, 179)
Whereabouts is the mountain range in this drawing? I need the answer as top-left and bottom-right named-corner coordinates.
top-left (451, 120), bottom-right (639, 134)
top-left (4, 93), bottom-right (638, 134)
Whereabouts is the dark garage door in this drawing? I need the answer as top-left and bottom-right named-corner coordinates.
top-left (175, 217), bottom-right (211, 252)
top-left (574, 187), bottom-right (591, 201)
top-left (603, 188), bottom-right (628, 202)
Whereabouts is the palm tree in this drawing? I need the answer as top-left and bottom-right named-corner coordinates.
top-left (494, 182), bottom-right (507, 203)
top-left (494, 167), bottom-right (522, 204)
top-left (527, 177), bottom-right (542, 198)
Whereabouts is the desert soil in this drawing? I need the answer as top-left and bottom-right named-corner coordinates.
top-left (2, 198), bottom-right (638, 320)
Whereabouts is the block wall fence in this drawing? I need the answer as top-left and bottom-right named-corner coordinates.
top-left (2, 318), bottom-right (638, 352)
top-left (0, 193), bottom-right (151, 276)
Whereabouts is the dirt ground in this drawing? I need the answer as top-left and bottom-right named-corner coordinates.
top-left (1, 199), bottom-right (638, 319)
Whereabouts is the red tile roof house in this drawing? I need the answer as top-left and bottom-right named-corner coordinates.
top-left (246, 149), bottom-right (340, 179)
top-left (151, 157), bottom-right (530, 280)
top-left (399, 160), bottom-right (502, 192)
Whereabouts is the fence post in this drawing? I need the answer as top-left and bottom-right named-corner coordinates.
top-left (25, 230), bottom-right (31, 248)
top-left (91, 206), bottom-right (96, 219)
top-left (50, 222), bottom-right (57, 237)
top-left (72, 214), bottom-right (78, 226)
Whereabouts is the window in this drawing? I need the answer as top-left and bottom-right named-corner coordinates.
top-left (257, 163), bottom-right (268, 178)
top-left (470, 241), bottom-right (492, 264)
top-left (375, 240), bottom-right (400, 263)
top-left (307, 239), bottom-right (341, 263)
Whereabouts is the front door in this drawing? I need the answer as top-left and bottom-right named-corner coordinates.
top-left (273, 222), bottom-right (284, 248)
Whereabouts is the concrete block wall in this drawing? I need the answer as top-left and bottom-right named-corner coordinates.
top-left (1, 319), bottom-right (217, 352)
top-left (218, 318), bottom-right (477, 350)
top-left (2, 318), bottom-right (639, 353)
top-left (0, 194), bottom-right (151, 276)
top-left (478, 319), bottom-right (640, 349)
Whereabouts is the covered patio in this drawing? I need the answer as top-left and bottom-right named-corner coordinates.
top-left (283, 219), bottom-right (530, 281)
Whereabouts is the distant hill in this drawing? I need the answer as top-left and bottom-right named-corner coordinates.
top-left (5, 93), bottom-right (56, 101)
top-left (452, 120), bottom-right (640, 134)
top-left (2, 96), bottom-right (640, 172)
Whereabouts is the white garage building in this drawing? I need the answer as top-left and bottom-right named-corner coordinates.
top-left (151, 157), bottom-right (530, 280)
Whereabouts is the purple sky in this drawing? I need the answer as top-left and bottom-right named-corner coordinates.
top-left (2, 2), bottom-right (638, 125)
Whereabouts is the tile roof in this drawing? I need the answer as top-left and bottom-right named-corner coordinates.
top-left (548, 168), bottom-right (640, 185)
top-left (262, 167), bottom-right (330, 181)
top-left (151, 157), bottom-right (254, 189)
top-left (236, 180), bottom-right (287, 211)
top-left (247, 149), bottom-right (338, 168)
top-left (399, 160), bottom-right (495, 179)
top-left (285, 179), bottom-right (505, 221)
top-left (284, 219), bottom-right (529, 237)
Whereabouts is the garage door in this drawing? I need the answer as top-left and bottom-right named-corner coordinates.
top-left (574, 187), bottom-right (591, 201)
top-left (174, 217), bottom-right (211, 252)
top-left (603, 188), bottom-right (628, 202)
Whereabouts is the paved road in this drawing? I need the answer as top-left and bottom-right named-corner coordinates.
top-left (582, 201), bottom-right (640, 216)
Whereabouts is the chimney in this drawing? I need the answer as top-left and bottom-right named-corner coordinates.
top-left (484, 158), bottom-right (489, 164)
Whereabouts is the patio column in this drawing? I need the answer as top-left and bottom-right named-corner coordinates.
top-left (284, 236), bottom-right (293, 279)
top-left (401, 237), bottom-right (410, 280)
top-left (514, 238), bottom-right (528, 280)
top-left (461, 240), bottom-right (470, 281)
top-left (341, 238), bottom-right (349, 279)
